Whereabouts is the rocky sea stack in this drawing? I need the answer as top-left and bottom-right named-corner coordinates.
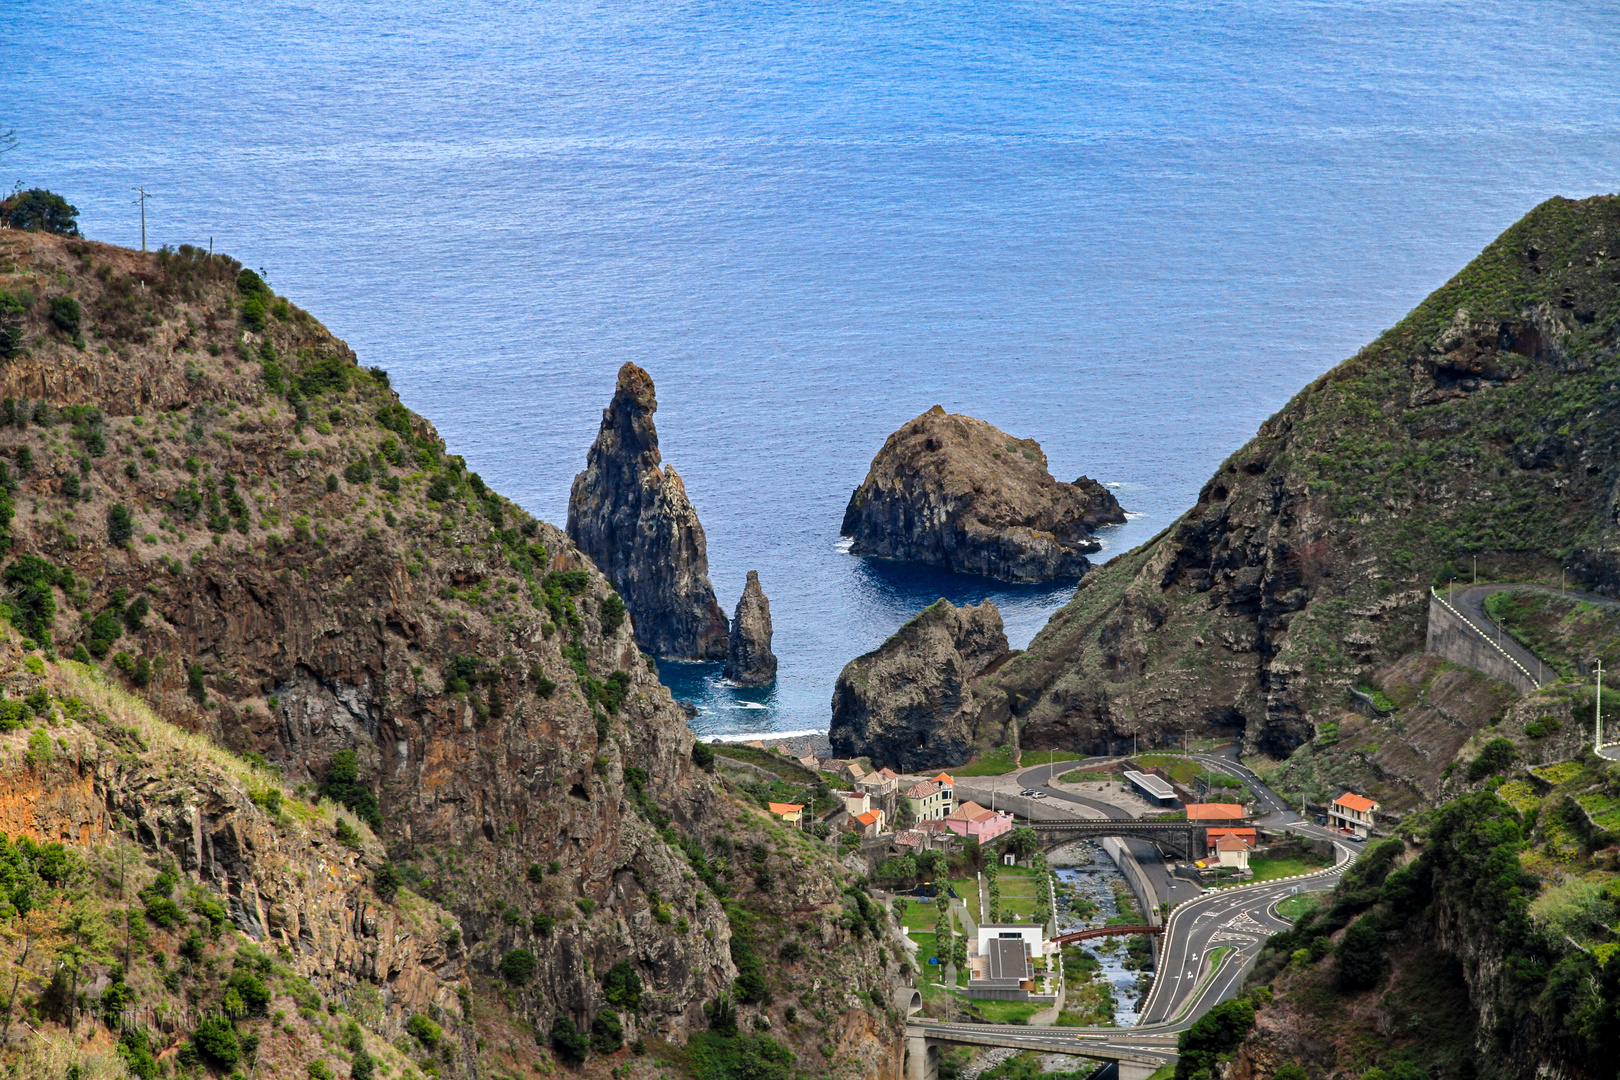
top-left (828, 598), bottom-right (1012, 771)
top-left (568, 363), bottom-right (729, 659)
top-left (841, 406), bottom-right (1126, 581)
top-left (724, 570), bottom-right (778, 685)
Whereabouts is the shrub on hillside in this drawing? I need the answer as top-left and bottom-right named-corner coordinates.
top-left (500, 947), bottom-right (536, 985)
top-left (0, 290), bottom-right (25, 357)
top-left (0, 189), bottom-right (79, 234)
top-left (1468, 737), bottom-right (1518, 781)
top-left (550, 1016), bottom-right (589, 1065)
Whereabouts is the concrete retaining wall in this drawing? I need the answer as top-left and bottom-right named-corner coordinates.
top-left (1425, 590), bottom-right (1540, 695)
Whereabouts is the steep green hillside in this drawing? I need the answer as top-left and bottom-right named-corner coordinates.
top-left (1223, 780), bottom-right (1620, 1080)
top-left (981, 195), bottom-right (1620, 776)
top-left (0, 229), bottom-right (901, 1079)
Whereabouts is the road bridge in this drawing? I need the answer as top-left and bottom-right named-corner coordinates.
top-left (1026, 817), bottom-right (1207, 860)
top-left (905, 1020), bottom-right (1174, 1080)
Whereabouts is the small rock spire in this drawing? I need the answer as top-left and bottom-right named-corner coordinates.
top-left (724, 570), bottom-right (778, 686)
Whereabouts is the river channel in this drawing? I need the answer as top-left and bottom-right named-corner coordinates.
top-left (1051, 842), bottom-right (1154, 1028)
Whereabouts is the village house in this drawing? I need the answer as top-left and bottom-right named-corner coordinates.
top-left (903, 779), bottom-right (953, 822)
top-left (857, 767), bottom-right (903, 818)
top-left (944, 800), bottom-right (1014, 843)
top-left (848, 808), bottom-right (886, 838)
top-left (966, 924), bottom-right (1056, 1001)
top-left (833, 789), bottom-right (873, 817)
top-left (1185, 802), bottom-right (1246, 825)
top-left (767, 802), bottom-right (803, 825)
top-left (1212, 832), bottom-right (1251, 870)
top-left (1329, 792), bottom-right (1379, 838)
top-left (892, 829), bottom-right (931, 852)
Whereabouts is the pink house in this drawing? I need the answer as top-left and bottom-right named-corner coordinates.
top-left (944, 801), bottom-right (1013, 843)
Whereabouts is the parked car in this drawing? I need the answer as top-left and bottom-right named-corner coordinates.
top-left (1019, 789), bottom-right (1036, 797)
top-left (1029, 791), bottom-right (1049, 800)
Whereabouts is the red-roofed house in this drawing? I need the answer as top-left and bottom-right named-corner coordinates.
top-left (1330, 792), bottom-right (1379, 838)
top-left (944, 801), bottom-right (1014, 843)
top-left (834, 790), bottom-right (873, 817)
top-left (1205, 827), bottom-right (1258, 845)
top-left (1213, 833), bottom-right (1250, 870)
top-left (849, 808), bottom-right (886, 838)
top-left (1185, 803), bottom-right (1246, 823)
top-left (892, 829), bottom-right (930, 852)
top-left (767, 802), bottom-right (804, 824)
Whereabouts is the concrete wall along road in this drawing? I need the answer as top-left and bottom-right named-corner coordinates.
top-left (1425, 590), bottom-right (1541, 695)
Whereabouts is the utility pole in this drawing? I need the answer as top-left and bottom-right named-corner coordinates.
top-left (1597, 658), bottom-right (1605, 750)
top-left (1473, 556), bottom-right (1477, 585)
top-left (132, 187), bottom-right (152, 252)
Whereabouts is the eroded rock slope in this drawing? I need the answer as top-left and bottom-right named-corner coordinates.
top-left (978, 195), bottom-right (1620, 764)
top-left (829, 598), bottom-right (1011, 771)
top-left (0, 230), bottom-right (901, 1080)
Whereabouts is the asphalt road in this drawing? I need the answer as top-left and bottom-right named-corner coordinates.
top-left (1443, 584), bottom-right (1550, 687)
top-left (912, 747), bottom-right (1360, 1060)
top-left (1013, 761), bottom-right (1203, 907)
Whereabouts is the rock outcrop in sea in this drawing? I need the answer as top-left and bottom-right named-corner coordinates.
top-left (567, 362), bottom-right (729, 660)
top-left (828, 598), bottom-right (1012, 771)
top-left (724, 569), bottom-right (778, 685)
top-left (840, 406), bottom-right (1126, 581)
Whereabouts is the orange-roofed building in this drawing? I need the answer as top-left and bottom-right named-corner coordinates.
top-left (1213, 833), bottom-right (1250, 870)
top-left (1205, 827), bottom-right (1257, 846)
top-left (849, 808), bottom-right (886, 838)
top-left (1185, 803), bottom-right (1246, 823)
top-left (1330, 792), bottom-right (1379, 838)
top-left (767, 802), bottom-right (804, 824)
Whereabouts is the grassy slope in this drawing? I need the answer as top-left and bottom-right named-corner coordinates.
top-left (987, 194), bottom-right (1620, 776)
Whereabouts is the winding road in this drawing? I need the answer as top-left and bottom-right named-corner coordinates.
top-left (906, 749), bottom-right (1356, 1078)
top-left (1441, 582), bottom-right (1620, 758)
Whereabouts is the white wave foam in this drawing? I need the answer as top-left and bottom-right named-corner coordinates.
top-left (708, 728), bottom-right (827, 743)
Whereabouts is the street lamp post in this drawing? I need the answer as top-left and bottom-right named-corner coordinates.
top-left (1596, 658), bottom-right (1605, 751)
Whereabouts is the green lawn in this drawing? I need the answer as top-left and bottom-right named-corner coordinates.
top-left (969, 1000), bottom-right (1044, 1025)
top-left (899, 900), bottom-right (947, 933)
top-left (908, 932), bottom-right (946, 977)
top-left (1275, 894), bottom-right (1319, 921)
top-left (953, 745), bottom-right (1083, 777)
top-left (988, 868), bottom-right (1047, 919)
top-left (1244, 854), bottom-right (1331, 884)
top-left (1058, 766), bottom-right (1117, 784)
top-left (1129, 754), bottom-right (1203, 784)
top-left (950, 879), bottom-right (981, 923)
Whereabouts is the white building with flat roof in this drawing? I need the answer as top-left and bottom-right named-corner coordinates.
top-left (1124, 769), bottom-right (1176, 806)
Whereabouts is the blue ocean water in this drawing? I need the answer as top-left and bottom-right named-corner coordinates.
top-left (7, 1), bottom-right (1619, 736)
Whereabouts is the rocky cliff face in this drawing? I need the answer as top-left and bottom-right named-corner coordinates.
top-left (840, 406), bottom-right (1126, 581)
top-left (0, 641), bottom-right (472, 1079)
top-left (567, 363), bottom-right (729, 660)
top-left (974, 195), bottom-right (1620, 763)
top-left (0, 231), bottom-right (901, 1079)
top-left (723, 570), bottom-right (777, 685)
top-left (829, 599), bottom-right (1012, 771)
